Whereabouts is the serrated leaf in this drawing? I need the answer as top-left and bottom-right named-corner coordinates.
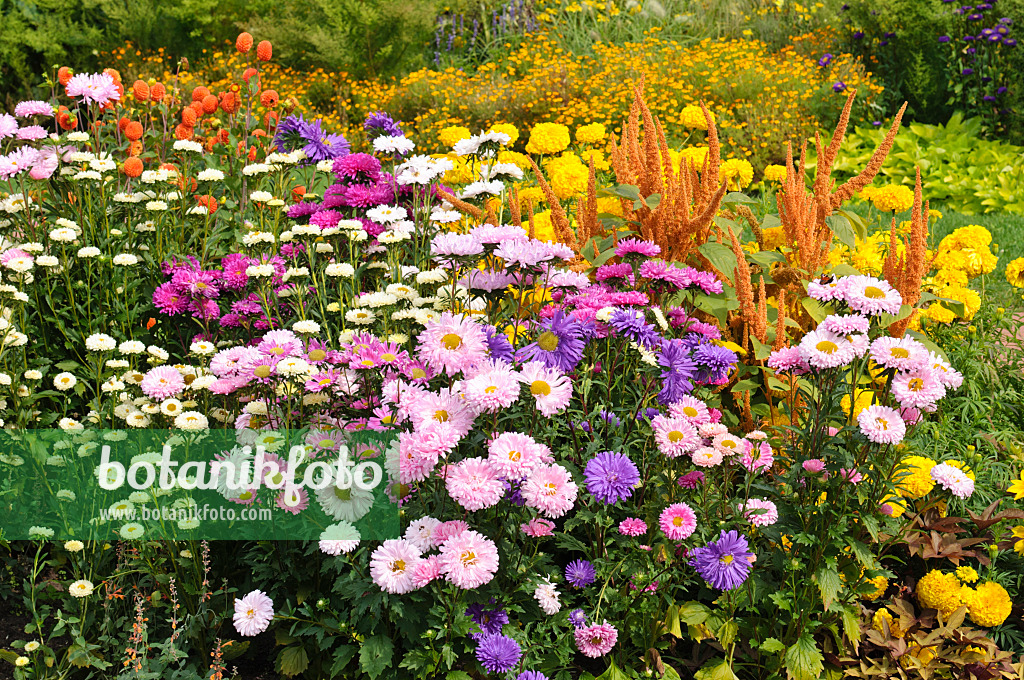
top-left (331, 645), bottom-right (357, 676)
top-left (663, 604), bottom-right (684, 638)
top-left (814, 566), bottom-right (842, 610)
top-left (359, 635), bottom-right (394, 680)
top-left (446, 672), bottom-right (473, 680)
top-left (760, 638), bottom-right (786, 653)
top-left (841, 604), bottom-right (862, 650)
top-left (699, 242), bottom-right (738, 280)
top-left (785, 634), bottom-right (824, 680)
top-left (277, 646), bottom-right (309, 677)
top-left (695, 659), bottom-right (740, 680)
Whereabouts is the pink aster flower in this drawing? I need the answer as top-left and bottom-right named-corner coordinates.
top-left (712, 433), bottom-right (744, 456)
top-left (417, 312), bottom-right (489, 376)
top-left (488, 431), bottom-right (544, 480)
top-left (233, 590), bottom-right (274, 636)
top-left (925, 352), bottom-right (963, 389)
top-left (615, 238), bottom-right (661, 258)
top-left (517, 361), bottom-right (572, 417)
top-left (408, 390), bottom-right (476, 437)
top-left (799, 329), bottom-right (855, 370)
top-left (842, 276), bottom-right (903, 316)
top-left (521, 463), bottom-right (578, 518)
top-left (446, 457), bottom-right (504, 511)
top-left (411, 554), bottom-right (444, 588)
top-left (463, 360), bottom-right (521, 411)
top-left (0, 113), bottom-right (18, 139)
top-left (677, 470), bottom-right (705, 489)
top-left (668, 396), bottom-right (711, 425)
top-left (404, 516), bottom-right (442, 551)
top-left (16, 125), bottom-right (47, 141)
top-left (65, 72), bottom-right (121, 106)
top-left (521, 517), bottom-right (556, 537)
top-left (140, 365), bottom-right (186, 400)
top-left (14, 101), bottom-right (52, 117)
top-left (766, 345), bottom-right (810, 374)
top-left (821, 314), bottom-right (870, 335)
top-left (857, 405), bottom-right (906, 445)
top-left (618, 517), bottom-right (648, 536)
top-left (575, 621), bottom-right (618, 658)
top-left (740, 498), bottom-right (779, 527)
top-left (276, 487), bottom-right (309, 515)
top-left (807, 278), bottom-right (846, 302)
top-left (691, 446), bottom-right (723, 468)
top-left (398, 424), bottom-right (459, 484)
top-left (369, 539), bottom-right (422, 594)
top-left (930, 462), bottom-right (974, 499)
top-left (869, 336), bottom-right (929, 372)
top-left (839, 468), bottom-right (863, 484)
top-left (802, 459), bottom-right (826, 474)
top-left (652, 415), bottom-right (700, 458)
top-left (741, 441), bottom-right (774, 472)
top-left (659, 502), bottom-right (697, 540)
top-left (439, 530), bottom-right (499, 589)
top-left (891, 370), bottom-right (945, 409)
top-left (433, 520), bottom-right (470, 544)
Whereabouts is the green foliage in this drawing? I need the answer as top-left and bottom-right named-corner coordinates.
top-left (822, 114), bottom-right (1024, 214)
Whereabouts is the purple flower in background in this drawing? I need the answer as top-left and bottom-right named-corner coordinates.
top-left (272, 114), bottom-right (308, 152)
top-left (853, 30), bottom-right (864, 39)
top-left (475, 633), bottom-right (522, 673)
top-left (872, 120), bottom-right (883, 127)
top-left (833, 81), bottom-right (847, 92)
top-left (286, 202), bottom-right (319, 219)
top-left (608, 308), bottom-right (661, 350)
top-left (300, 119), bottom-right (350, 162)
top-left (817, 53), bottom-right (833, 67)
top-left (657, 338), bottom-right (697, 403)
top-left (584, 452), bottom-right (640, 504)
top-left (517, 310), bottom-right (587, 371)
top-left (689, 530), bottom-right (754, 590)
top-left (364, 110), bottom-right (403, 139)
top-left (693, 343), bottom-right (737, 383)
top-left (569, 609), bottom-right (586, 628)
top-left (565, 559), bottom-right (597, 588)
top-left (466, 604), bottom-right (509, 636)
top-left (517, 672), bottom-right (549, 680)
top-left (939, 35), bottom-right (951, 42)
top-left (1006, 38), bottom-right (1018, 47)
top-left (484, 325), bottom-right (515, 362)
top-left (962, 68), bottom-right (975, 75)
top-left (678, 470), bottom-right (705, 489)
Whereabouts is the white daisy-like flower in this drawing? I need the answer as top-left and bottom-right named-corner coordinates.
top-left (249, 190), bottom-right (273, 203)
top-left (112, 253), bottom-right (139, 266)
top-left (316, 482), bottom-right (375, 522)
top-left (85, 333), bottom-right (116, 351)
top-left (119, 522), bottom-right (145, 539)
top-left (174, 411), bottom-right (209, 430)
top-left (77, 246), bottom-right (100, 258)
top-left (325, 263), bottom-right (355, 278)
top-left (49, 227), bottom-right (78, 242)
top-left (197, 168), bottom-right (225, 181)
top-left (69, 579), bottom-right (95, 597)
top-left (145, 200), bottom-right (168, 211)
top-left (293, 320), bottom-right (321, 334)
top-left (345, 309), bottom-right (376, 325)
top-left (172, 140), bottom-right (203, 153)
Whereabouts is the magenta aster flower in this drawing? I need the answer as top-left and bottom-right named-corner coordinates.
top-left (677, 470), bottom-right (706, 489)
top-left (618, 517), bottom-right (648, 536)
top-left (233, 590), bottom-right (274, 636)
top-left (615, 237), bottom-right (661, 258)
top-left (139, 366), bottom-right (186, 400)
top-left (659, 502), bottom-right (697, 540)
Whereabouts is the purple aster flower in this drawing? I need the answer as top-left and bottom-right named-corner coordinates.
top-left (466, 604), bottom-right (509, 636)
top-left (657, 338), bottom-right (697, 403)
top-left (152, 282), bottom-right (188, 315)
top-left (287, 201), bottom-right (319, 219)
top-left (569, 609), bottom-right (586, 628)
top-left (689, 529), bottom-right (754, 591)
top-left (517, 672), bottom-right (549, 680)
top-left (817, 53), bottom-right (833, 67)
top-left (484, 325), bottom-right (514, 362)
top-left (939, 35), bottom-right (951, 42)
top-left (688, 269), bottom-right (724, 294)
top-left (516, 310), bottom-right (587, 371)
top-left (608, 308), bottom-right (662, 350)
top-left (272, 114), bottom-right (310, 152)
top-left (833, 81), bottom-right (847, 92)
top-left (615, 237), bottom-right (661, 259)
top-left (364, 111), bottom-right (403, 138)
top-left (564, 559), bottom-right (597, 588)
top-left (584, 451), bottom-right (640, 504)
top-left (693, 343), bottom-right (737, 383)
top-left (638, 259), bottom-right (690, 290)
top-left (300, 119), bottom-right (350, 162)
top-left (332, 153), bottom-right (382, 183)
top-left (853, 31), bottom-right (864, 39)
top-left (475, 633), bottom-right (522, 673)
top-left (309, 209), bottom-right (343, 228)
top-left (172, 268), bottom-right (219, 298)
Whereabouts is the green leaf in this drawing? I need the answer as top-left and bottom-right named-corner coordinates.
top-left (750, 336), bottom-right (772, 361)
top-left (723, 191), bottom-right (757, 204)
top-left (595, 657), bottom-right (629, 680)
top-left (717, 619), bottom-right (739, 647)
top-left (331, 645), bottom-right (357, 676)
top-left (554, 532), bottom-right (589, 553)
top-left (814, 566), bottom-right (842, 610)
top-left (446, 673), bottom-right (473, 680)
top-left (904, 330), bottom-right (949, 362)
top-left (841, 604), bottom-right (862, 649)
top-left (785, 634), bottom-right (824, 680)
top-left (761, 213), bottom-right (781, 229)
top-left (829, 263), bottom-right (861, 278)
top-left (732, 378), bottom-right (761, 393)
top-left (695, 659), bottom-right (740, 680)
top-left (600, 184), bottom-right (641, 201)
top-left (663, 604), bottom-right (684, 639)
top-left (677, 601), bottom-right (711, 625)
top-left (221, 640), bottom-right (249, 660)
top-left (760, 638), bottom-right (786, 653)
top-left (748, 250), bottom-right (787, 269)
top-left (277, 646), bottom-right (310, 677)
top-left (826, 214), bottom-right (856, 249)
top-left (699, 242), bottom-right (738, 279)
top-left (359, 635), bottom-right (395, 680)
top-left (801, 297), bottom-right (830, 324)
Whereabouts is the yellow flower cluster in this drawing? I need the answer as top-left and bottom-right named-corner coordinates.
top-left (543, 152), bottom-right (590, 199)
top-left (439, 125), bottom-right (472, 147)
top-left (962, 581), bottom-right (1013, 627)
top-left (719, 158), bottom-right (754, 190)
top-left (575, 123), bottom-right (607, 145)
top-left (862, 575), bottom-right (889, 601)
top-left (763, 164), bottom-right (788, 183)
top-left (525, 122), bottom-right (572, 155)
top-left (896, 455), bottom-right (936, 499)
top-left (916, 569), bottom-right (964, 618)
top-left (862, 184), bottom-right (915, 213)
top-left (871, 609), bottom-right (905, 638)
top-left (1006, 257), bottom-right (1024, 288)
top-left (955, 566), bottom-right (979, 584)
top-left (923, 225), bottom-right (997, 324)
top-left (680, 104), bottom-right (714, 130)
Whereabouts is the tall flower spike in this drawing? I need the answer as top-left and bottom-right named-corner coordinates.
top-left (884, 167), bottom-right (932, 337)
top-left (527, 157), bottom-right (577, 250)
top-left (436, 188), bottom-right (484, 222)
top-left (772, 289), bottom-right (788, 351)
top-left (507, 185), bottom-right (522, 228)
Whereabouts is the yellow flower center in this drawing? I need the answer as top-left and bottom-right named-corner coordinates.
top-left (531, 380), bottom-right (551, 396)
top-left (254, 365), bottom-right (272, 378)
top-left (875, 417), bottom-right (889, 430)
top-left (485, 385), bottom-right (497, 394)
top-left (537, 331), bottom-right (560, 352)
top-left (412, 368), bottom-right (427, 379)
top-left (816, 340), bottom-right (839, 354)
top-left (864, 286), bottom-right (886, 299)
top-left (460, 550), bottom-right (477, 567)
top-left (682, 406), bottom-right (699, 417)
top-left (722, 439), bottom-right (737, 449)
top-left (668, 430), bottom-right (684, 442)
top-left (908, 378), bottom-right (924, 391)
top-left (392, 560), bottom-right (405, 573)
top-left (442, 333), bottom-right (463, 350)
top-left (890, 347), bottom-right (910, 359)
top-left (673, 517), bottom-right (684, 526)
top-left (508, 450), bottom-right (521, 461)
top-left (308, 349), bottom-right (327, 362)
top-left (721, 554), bottom-right (734, 564)
top-left (269, 346), bottom-right (286, 355)
top-left (360, 359), bottom-right (375, 367)
top-left (381, 353), bottom-right (397, 362)
top-left (434, 410), bottom-right (449, 422)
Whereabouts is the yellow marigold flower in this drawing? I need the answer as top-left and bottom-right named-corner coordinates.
top-left (489, 122), bottom-right (519, 145)
top-left (1006, 257), bottom-right (1024, 288)
top-left (916, 569), bottom-right (964, 618)
top-left (497, 149), bottom-right (532, 169)
top-left (678, 146), bottom-right (710, 171)
top-left (439, 154), bottom-right (474, 185)
top-left (581, 148), bottom-right (610, 172)
top-left (880, 493), bottom-right (907, 518)
top-left (945, 224), bottom-right (992, 249)
top-left (899, 644), bottom-right (936, 668)
top-left (955, 566), bottom-right (979, 584)
top-left (841, 388), bottom-right (874, 419)
top-left (1011, 525), bottom-right (1024, 556)
top-left (862, 575), bottom-right (889, 601)
top-left (871, 609), bottom-right (905, 638)
top-left (859, 185), bottom-right (881, 202)
top-left (937, 285), bottom-right (982, 320)
top-left (763, 164), bottom-right (787, 182)
top-left (528, 209), bottom-right (557, 242)
top-left (719, 158), bottom-right (754, 189)
top-left (525, 122), bottom-right (570, 155)
top-left (960, 246), bottom-right (998, 278)
top-left (517, 186), bottom-right (546, 209)
top-left (870, 184), bottom-right (914, 213)
top-left (897, 455), bottom-right (937, 499)
top-left (438, 125), bottom-right (472, 148)
top-left (1008, 470), bottom-right (1024, 500)
top-left (680, 104), bottom-right (714, 130)
top-left (928, 209), bottom-right (942, 222)
top-left (504, 323), bottom-right (528, 345)
top-left (575, 122), bottom-right (606, 145)
top-left (760, 226), bottom-right (788, 250)
top-left (544, 152), bottom-right (589, 199)
top-left (595, 196), bottom-right (623, 217)
top-left (932, 267), bottom-right (969, 287)
top-left (963, 581), bottom-right (1013, 627)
